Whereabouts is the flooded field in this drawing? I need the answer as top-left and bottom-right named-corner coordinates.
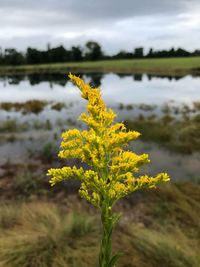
top-left (0, 71), bottom-right (200, 267)
top-left (0, 72), bottom-right (200, 181)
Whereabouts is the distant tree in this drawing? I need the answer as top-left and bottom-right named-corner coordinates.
top-left (169, 48), bottom-right (175, 57)
top-left (113, 50), bottom-right (134, 59)
top-left (48, 46), bottom-right (74, 63)
top-left (0, 42), bottom-right (197, 65)
top-left (175, 48), bottom-right (190, 57)
top-left (4, 48), bottom-right (25, 65)
top-left (71, 46), bottom-right (83, 61)
top-left (145, 47), bottom-right (191, 58)
top-left (85, 41), bottom-right (103, 61)
top-left (147, 48), bottom-right (154, 58)
top-left (26, 48), bottom-right (41, 64)
top-left (48, 46), bottom-right (68, 62)
top-left (193, 49), bottom-right (200, 56)
top-left (133, 47), bottom-right (144, 58)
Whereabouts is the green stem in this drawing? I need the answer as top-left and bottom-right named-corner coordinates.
top-left (99, 201), bottom-right (115, 267)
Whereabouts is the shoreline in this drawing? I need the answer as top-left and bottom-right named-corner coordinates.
top-left (0, 57), bottom-right (200, 76)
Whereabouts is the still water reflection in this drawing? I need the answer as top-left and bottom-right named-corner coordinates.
top-left (0, 73), bottom-right (200, 182)
top-left (0, 73), bottom-right (200, 105)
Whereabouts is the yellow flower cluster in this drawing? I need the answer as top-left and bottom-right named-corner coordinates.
top-left (47, 74), bottom-right (170, 208)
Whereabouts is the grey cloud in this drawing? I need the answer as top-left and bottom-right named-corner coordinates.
top-left (0, 0), bottom-right (198, 23)
top-left (0, 0), bottom-right (199, 52)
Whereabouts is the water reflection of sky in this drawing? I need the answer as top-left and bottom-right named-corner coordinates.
top-left (0, 137), bottom-right (200, 182)
top-left (101, 74), bottom-right (200, 105)
top-left (0, 73), bottom-right (200, 182)
top-left (0, 73), bottom-right (200, 105)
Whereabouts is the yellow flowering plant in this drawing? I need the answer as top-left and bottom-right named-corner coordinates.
top-left (47, 74), bottom-right (170, 267)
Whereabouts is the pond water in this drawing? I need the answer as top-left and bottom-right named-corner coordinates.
top-left (0, 73), bottom-right (200, 105)
top-left (0, 72), bottom-right (200, 182)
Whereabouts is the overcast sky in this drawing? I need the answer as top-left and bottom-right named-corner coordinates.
top-left (0, 0), bottom-right (200, 54)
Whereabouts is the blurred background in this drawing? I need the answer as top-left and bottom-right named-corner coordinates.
top-left (0, 1), bottom-right (200, 267)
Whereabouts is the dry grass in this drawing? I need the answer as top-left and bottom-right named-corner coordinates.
top-left (0, 182), bottom-right (199, 267)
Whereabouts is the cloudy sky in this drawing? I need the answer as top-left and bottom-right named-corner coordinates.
top-left (0, 0), bottom-right (200, 54)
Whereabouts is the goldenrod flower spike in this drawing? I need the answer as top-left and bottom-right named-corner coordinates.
top-left (47, 73), bottom-right (170, 267)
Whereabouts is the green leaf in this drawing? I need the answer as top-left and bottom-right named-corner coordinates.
top-left (108, 253), bottom-right (122, 267)
top-left (112, 212), bottom-right (122, 226)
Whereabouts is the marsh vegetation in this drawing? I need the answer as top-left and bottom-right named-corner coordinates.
top-left (0, 183), bottom-right (199, 267)
top-left (0, 72), bottom-right (199, 267)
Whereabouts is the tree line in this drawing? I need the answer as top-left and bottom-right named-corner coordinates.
top-left (0, 41), bottom-right (200, 65)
